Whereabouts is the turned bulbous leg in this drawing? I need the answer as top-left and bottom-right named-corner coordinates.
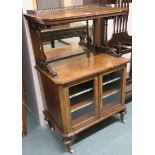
top-left (63, 137), bottom-right (74, 153)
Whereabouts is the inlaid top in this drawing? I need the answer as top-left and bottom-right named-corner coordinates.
top-left (36, 53), bottom-right (129, 85)
top-left (24, 5), bottom-right (128, 25)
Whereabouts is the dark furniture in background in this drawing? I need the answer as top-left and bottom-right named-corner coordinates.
top-left (97, 0), bottom-right (132, 100)
top-left (108, 0), bottom-right (132, 100)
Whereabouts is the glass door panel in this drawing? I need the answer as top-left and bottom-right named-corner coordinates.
top-left (69, 79), bottom-right (96, 128)
top-left (102, 69), bottom-right (122, 113)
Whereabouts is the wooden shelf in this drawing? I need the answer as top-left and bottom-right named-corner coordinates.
top-left (103, 87), bottom-right (120, 99)
top-left (72, 112), bottom-right (95, 128)
top-left (71, 98), bottom-right (93, 113)
top-left (25, 6), bottom-right (128, 25)
top-left (70, 77), bottom-right (121, 114)
top-left (103, 77), bottom-right (120, 86)
top-left (70, 88), bottom-right (93, 99)
top-left (103, 70), bottom-right (121, 83)
top-left (70, 76), bottom-right (120, 101)
top-left (102, 103), bottom-right (121, 114)
top-left (69, 80), bottom-right (93, 98)
top-left (45, 44), bottom-right (88, 63)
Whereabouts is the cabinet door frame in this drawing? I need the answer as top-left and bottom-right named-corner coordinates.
top-left (64, 75), bottom-right (99, 130)
top-left (99, 66), bottom-right (127, 116)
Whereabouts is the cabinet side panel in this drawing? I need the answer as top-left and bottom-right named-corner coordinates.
top-left (40, 74), bottom-right (62, 128)
top-left (59, 87), bottom-right (72, 134)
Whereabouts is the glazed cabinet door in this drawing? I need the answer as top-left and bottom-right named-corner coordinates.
top-left (99, 67), bottom-right (126, 115)
top-left (67, 77), bottom-right (99, 129)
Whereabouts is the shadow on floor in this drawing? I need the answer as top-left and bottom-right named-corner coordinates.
top-left (73, 116), bottom-right (120, 144)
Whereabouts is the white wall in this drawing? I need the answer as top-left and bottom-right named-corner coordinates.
top-left (22, 0), bottom-right (33, 12)
top-left (23, 0), bottom-right (46, 127)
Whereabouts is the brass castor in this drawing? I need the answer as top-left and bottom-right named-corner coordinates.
top-left (68, 148), bottom-right (74, 154)
top-left (121, 119), bottom-right (127, 124)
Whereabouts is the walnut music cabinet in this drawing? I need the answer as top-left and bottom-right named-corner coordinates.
top-left (24, 4), bottom-right (129, 153)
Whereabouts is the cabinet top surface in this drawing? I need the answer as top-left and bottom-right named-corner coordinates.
top-left (37, 52), bottom-right (129, 85)
top-left (24, 5), bottom-right (128, 25)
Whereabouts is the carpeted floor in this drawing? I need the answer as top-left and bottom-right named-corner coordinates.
top-left (22, 102), bottom-right (132, 155)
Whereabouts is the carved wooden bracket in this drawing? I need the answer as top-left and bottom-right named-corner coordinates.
top-left (37, 60), bottom-right (58, 78)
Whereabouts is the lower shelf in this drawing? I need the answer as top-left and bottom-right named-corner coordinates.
top-left (102, 103), bottom-right (122, 114)
top-left (72, 112), bottom-right (95, 128)
top-left (71, 98), bottom-right (93, 113)
top-left (72, 104), bottom-right (125, 135)
top-left (103, 87), bottom-right (120, 99)
top-left (101, 86), bottom-right (122, 115)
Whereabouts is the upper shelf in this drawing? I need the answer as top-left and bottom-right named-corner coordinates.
top-left (45, 44), bottom-right (89, 63)
top-left (24, 5), bottom-right (128, 25)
